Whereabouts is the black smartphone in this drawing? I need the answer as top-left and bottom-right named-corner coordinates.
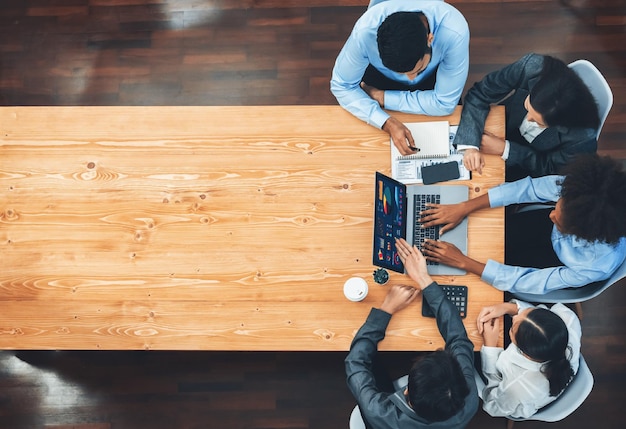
top-left (421, 161), bottom-right (460, 185)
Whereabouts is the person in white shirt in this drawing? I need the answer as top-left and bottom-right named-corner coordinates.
top-left (476, 300), bottom-right (582, 418)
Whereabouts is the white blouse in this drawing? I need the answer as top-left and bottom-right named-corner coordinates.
top-left (501, 118), bottom-right (547, 160)
top-left (479, 300), bottom-right (582, 418)
top-left (519, 117), bottom-right (547, 143)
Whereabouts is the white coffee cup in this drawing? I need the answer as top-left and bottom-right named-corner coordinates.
top-left (343, 277), bottom-right (368, 302)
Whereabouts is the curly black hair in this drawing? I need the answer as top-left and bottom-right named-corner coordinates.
top-left (559, 154), bottom-right (626, 244)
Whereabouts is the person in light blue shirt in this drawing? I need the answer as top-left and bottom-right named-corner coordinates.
top-left (417, 154), bottom-right (626, 294)
top-left (330, 0), bottom-right (469, 156)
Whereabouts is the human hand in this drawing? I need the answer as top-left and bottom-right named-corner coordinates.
top-left (382, 116), bottom-right (417, 156)
top-left (422, 240), bottom-right (467, 268)
top-left (419, 203), bottom-right (467, 236)
top-left (477, 303), bottom-right (517, 333)
top-left (480, 133), bottom-right (506, 156)
top-left (480, 317), bottom-right (500, 347)
top-left (395, 237), bottom-right (433, 290)
top-left (379, 284), bottom-right (420, 315)
top-left (462, 148), bottom-right (484, 175)
top-left (360, 82), bottom-right (384, 107)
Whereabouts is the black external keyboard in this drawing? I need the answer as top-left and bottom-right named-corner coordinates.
top-left (413, 194), bottom-right (440, 266)
top-left (422, 285), bottom-right (468, 319)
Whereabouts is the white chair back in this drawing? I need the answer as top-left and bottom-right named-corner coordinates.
top-left (511, 255), bottom-right (626, 304)
top-left (522, 355), bottom-right (593, 422)
top-left (568, 59), bottom-right (613, 139)
top-left (349, 405), bottom-right (366, 429)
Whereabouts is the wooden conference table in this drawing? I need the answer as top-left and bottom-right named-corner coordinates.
top-left (0, 106), bottom-right (504, 351)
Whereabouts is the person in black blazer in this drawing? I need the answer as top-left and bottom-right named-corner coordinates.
top-left (345, 238), bottom-right (478, 429)
top-left (454, 53), bottom-right (600, 181)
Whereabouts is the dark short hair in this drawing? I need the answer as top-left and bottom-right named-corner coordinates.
top-left (515, 308), bottom-right (573, 396)
top-left (377, 12), bottom-right (429, 73)
top-left (407, 350), bottom-right (469, 422)
top-left (559, 154), bottom-right (626, 244)
top-left (530, 55), bottom-right (600, 130)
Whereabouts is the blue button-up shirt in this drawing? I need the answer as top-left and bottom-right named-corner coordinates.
top-left (330, 0), bottom-right (470, 128)
top-left (483, 175), bottom-right (626, 293)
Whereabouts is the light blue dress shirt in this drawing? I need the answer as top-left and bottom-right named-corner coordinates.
top-left (330, 0), bottom-right (470, 129)
top-left (483, 175), bottom-right (626, 293)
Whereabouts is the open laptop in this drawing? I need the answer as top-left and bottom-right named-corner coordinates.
top-left (372, 171), bottom-right (468, 275)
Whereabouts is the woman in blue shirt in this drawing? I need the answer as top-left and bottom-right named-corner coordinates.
top-left (418, 154), bottom-right (626, 294)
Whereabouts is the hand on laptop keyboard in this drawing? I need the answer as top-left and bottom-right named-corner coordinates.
top-left (422, 240), bottom-right (467, 268)
top-left (413, 194), bottom-right (441, 265)
top-left (395, 237), bottom-right (433, 291)
top-left (419, 202), bottom-right (468, 236)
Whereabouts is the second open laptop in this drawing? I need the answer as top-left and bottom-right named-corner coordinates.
top-left (373, 171), bottom-right (468, 275)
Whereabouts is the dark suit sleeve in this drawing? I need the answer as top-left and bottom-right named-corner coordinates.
top-left (506, 127), bottom-right (597, 177)
top-left (422, 283), bottom-right (480, 425)
top-left (422, 284), bottom-right (475, 374)
top-left (345, 308), bottom-right (398, 429)
top-left (453, 53), bottom-right (544, 149)
top-left (423, 283), bottom-right (479, 427)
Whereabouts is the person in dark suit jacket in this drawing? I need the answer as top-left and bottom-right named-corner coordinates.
top-left (453, 53), bottom-right (600, 181)
top-left (345, 238), bottom-right (478, 428)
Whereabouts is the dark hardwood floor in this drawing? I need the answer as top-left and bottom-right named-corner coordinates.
top-left (1, 1), bottom-right (625, 428)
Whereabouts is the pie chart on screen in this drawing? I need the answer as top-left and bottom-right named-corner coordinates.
top-left (383, 187), bottom-right (392, 214)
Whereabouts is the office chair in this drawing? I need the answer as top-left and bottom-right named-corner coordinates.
top-left (474, 355), bottom-right (594, 429)
top-left (568, 59), bottom-right (613, 140)
top-left (349, 405), bottom-right (366, 429)
top-left (349, 375), bottom-right (408, 429)
top-left (510, 256), bottom-right (626, 318)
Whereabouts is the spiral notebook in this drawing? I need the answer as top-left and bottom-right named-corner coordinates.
top-left (396, 121), bottom-right (450, 159)
top-left (391, 122), bottom-right (470, 184)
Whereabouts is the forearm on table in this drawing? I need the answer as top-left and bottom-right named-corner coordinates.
top-left (462, 193), bottom-right (491, 216)
top-left (502, 302), bottom-right (520, 315)
top-left (460, 256), bottom-right (486, 277)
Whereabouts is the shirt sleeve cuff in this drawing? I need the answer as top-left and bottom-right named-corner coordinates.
top-left (457, 144), bottom-right (478, 152)
top-left (501, 140), bottom-right (511, 161)
top-left (370, 108), bottom-right (391, 130)
top-left (481, 259), bottom-right (499, 286)
top-left (487, 184), bottom-right (507, 208)
top-left (369, 307), bottom-right (393, 325)
top-left (480, 345), bottom-right (504, 371)
top-left (510, 299), bottom-right (533, 313)
top-left (383, 90), bottom-right (402, 112)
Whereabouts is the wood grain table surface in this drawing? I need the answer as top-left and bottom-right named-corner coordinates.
top-left (0, 105), bottom-right (504, 351)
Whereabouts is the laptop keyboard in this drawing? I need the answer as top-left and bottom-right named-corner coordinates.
top-left (413, 194), bottom-right (440, 266)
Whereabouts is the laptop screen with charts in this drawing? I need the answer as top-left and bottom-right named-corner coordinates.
top-left (372, 172), bottom-right (469, 275)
